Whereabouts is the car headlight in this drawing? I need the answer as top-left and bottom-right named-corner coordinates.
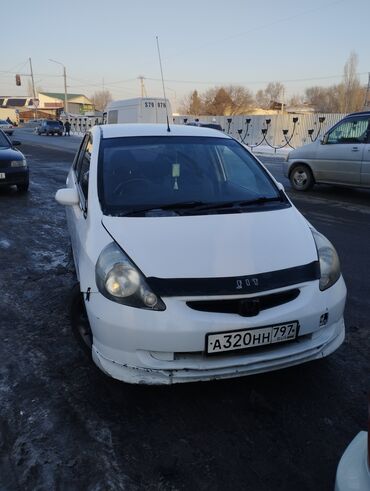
top-left (311, 229), bottom-right (341, 291)
top-left (95, 242), bottom-right (166, 310)
top-left (11, 159), bottom-right (27, 167)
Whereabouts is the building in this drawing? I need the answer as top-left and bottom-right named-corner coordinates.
top-left (38, 92), bottom-right (94, 116)
top-left (0, 92), bottom-right (94, 122)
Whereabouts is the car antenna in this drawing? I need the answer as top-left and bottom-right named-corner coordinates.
top-left (156, 35), bottom-right (170, 133)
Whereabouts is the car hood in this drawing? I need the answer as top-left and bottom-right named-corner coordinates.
top-left (102, 207), bottom-right (318, 280)
top-left (289, 139), bottom-right (320, 159)
top-left (0, 147), bottom-right (23, 160)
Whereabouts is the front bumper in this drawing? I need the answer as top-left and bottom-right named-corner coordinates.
top-left (85, 276), bottom-right (346, 385)
top-left (0, 167), bottom-right (29, 186)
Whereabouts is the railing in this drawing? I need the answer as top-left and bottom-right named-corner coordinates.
top-left (173, 113), bottom-right (345, 150)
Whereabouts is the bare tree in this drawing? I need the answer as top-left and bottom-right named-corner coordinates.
top-left (288, 93), bottom-right (305, 107)
top-left (340, 52), bottom-right (363, 112)
top-left (189, 90), bottom-right (202, 115)
top-left (201, 87), bottom-right (232, 115)
top-left (305, 85), bottom-right (342, 113)
top-left (225, 85), bottom-right (254, 114)
top-left (255, 89), bottom-right (269, 109)
top-left (201, 86), bottom-right (253, 115)
top-left (90, 90), bottom-right (113, 112)
top-left (255, 82), bottom-right (285, 109)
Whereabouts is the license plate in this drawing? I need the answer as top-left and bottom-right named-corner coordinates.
top-left (206, 321), bottom-right (299, 355)
top-left (0, 173), bottom-right (5, 179)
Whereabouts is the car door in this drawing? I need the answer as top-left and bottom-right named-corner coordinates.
top-left (313, 115), bottom-right (369, 185)
top-left (66, 133), bottom-right (92, 277)
top-left (361, 130), bottom-right (370, 186)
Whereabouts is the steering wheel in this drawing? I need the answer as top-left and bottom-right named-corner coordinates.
top-left (113, 178), bottom-right (152, 196)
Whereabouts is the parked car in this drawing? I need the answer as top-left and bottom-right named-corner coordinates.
top-left (0, 119), bottom-right (14, 136)
top-left (185, 120), bottom-right (223, 131)
top-left (55, 123), bottom-right (346, 385)
top-left (37, 120), bottom-right (63, 136)
top-left (0, 130), bottom-right (29, 192)
top-left (284, 111), bottom-right (370, 191)
top-left (335, 396), bottom-right (369, 491)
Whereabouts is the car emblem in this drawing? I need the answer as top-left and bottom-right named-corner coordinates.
top-left (238, 298), bottom-right (261, 317)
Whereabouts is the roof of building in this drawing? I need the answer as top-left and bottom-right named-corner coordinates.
top-left (40, 92), bottom-right (91, 102)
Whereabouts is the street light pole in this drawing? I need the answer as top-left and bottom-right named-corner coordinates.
top-left (49, 59), bottom-right (69, 116)
top-left (29, 57), bottom-right (38, 119)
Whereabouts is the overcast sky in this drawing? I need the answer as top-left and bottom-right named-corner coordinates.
top-left (2, 0), bottom-right (369, 109)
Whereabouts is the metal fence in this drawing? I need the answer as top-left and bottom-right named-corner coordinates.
top-left (173, 113), bottom-right (346, 150)
top-left (59, 112), bottom-right (347, 150)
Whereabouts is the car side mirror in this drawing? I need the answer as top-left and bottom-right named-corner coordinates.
top-left (55, 188), bottom-right (79, 206)
top-left (320, 134), bottom-right (328, 145)
top-left (12, 140), bottom-right (21, 146)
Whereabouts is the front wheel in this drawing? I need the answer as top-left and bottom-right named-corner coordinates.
top-left (17, 181), bottom-right (29, 193)
top-left (290, 164), bottom-right (314, 191)
top-left (69, 283), bottom-right (93, 357)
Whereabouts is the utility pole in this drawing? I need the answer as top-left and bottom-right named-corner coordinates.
top-left (363, 73), bottom-right (370, 110)
top-left (29, 57), bottom-right (37, 119)
top-left (138, 76), bottom-right (147, 98)
top-left (49, 59), bottom-right (69, 117)
top-left (63, 65), bottom-right (68, 116)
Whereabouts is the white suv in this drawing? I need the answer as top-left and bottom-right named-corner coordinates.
top-left (56, 123), bottom-right (346, 385)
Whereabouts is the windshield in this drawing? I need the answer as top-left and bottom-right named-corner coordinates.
top-left (0, 131), bottom-right (10, 148)
top-left (47, 121), bottom-right (61, 127)
top-left (98, 136), bottom-right (287, 216)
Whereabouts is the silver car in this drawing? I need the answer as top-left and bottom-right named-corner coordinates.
top-left (284, 111), bottom-right (370, 191)
top-left (0, 119), bottom-right (14, 136)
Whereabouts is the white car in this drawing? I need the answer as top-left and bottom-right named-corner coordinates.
top-left (335, 431), bottom-right (369, 490)
top-left (0, 119), bottom-right (14, 136)
top-left (55, 124), bottom-right (346, 385)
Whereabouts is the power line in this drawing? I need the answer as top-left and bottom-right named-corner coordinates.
top-left (144, 71), bottom-right (369, 86)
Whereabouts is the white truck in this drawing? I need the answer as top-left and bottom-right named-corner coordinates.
top-left (105, 97), bottom-right (172, 124)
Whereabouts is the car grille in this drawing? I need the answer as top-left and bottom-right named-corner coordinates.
top-left (186, 289), bottom-right (300, 317)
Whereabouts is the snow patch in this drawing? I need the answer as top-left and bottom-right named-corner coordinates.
top-left (0, 239), bottom-right (11, 249)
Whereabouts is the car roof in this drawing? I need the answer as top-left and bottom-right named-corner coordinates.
top-left (99, 123), bottom-right (231, 139)
top-left (346, 111), bottom-right (370, 118)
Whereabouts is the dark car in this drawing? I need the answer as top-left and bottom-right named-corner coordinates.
top-left (185, 121), bottom-right (223, 131)
top-left (37, 120), bottom-right (63, 136)
top-left (0, 130), bottom-right (29, 192)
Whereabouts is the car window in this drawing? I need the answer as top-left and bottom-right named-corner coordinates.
top-left (98, 136), bottom-right (281, 216)
top-left (327, 118), bottom-right (369, 144)
top-left (0, 131), bottom-right (10, 147)
top-left (77, 134), bottom-right (93, 200)
top-left (217, 146), bottom-right (257, 190)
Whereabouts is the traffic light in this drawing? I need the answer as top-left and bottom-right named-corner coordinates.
top-left (15, 74), bottom-right (21, 86)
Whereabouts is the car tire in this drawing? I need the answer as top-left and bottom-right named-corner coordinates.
top-left (290, 164), bottom-right (314, 191)
top-left (17, 182), bottom-right (29, 193)
top-left (69, 283), bottom-right (93, 357)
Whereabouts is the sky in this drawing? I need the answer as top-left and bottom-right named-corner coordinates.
top-left (2, 0), bottom-right (369, 110)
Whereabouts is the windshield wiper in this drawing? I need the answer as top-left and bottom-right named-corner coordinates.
top-left (114, 197), bottom-right (283, 217)
top-left (116, 201), bottom-right (207, 216)
top-left (188, 196), bottom-right (283, 212)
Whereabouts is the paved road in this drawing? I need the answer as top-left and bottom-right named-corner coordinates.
top-left (0, 137), bottom-right (369, 490)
